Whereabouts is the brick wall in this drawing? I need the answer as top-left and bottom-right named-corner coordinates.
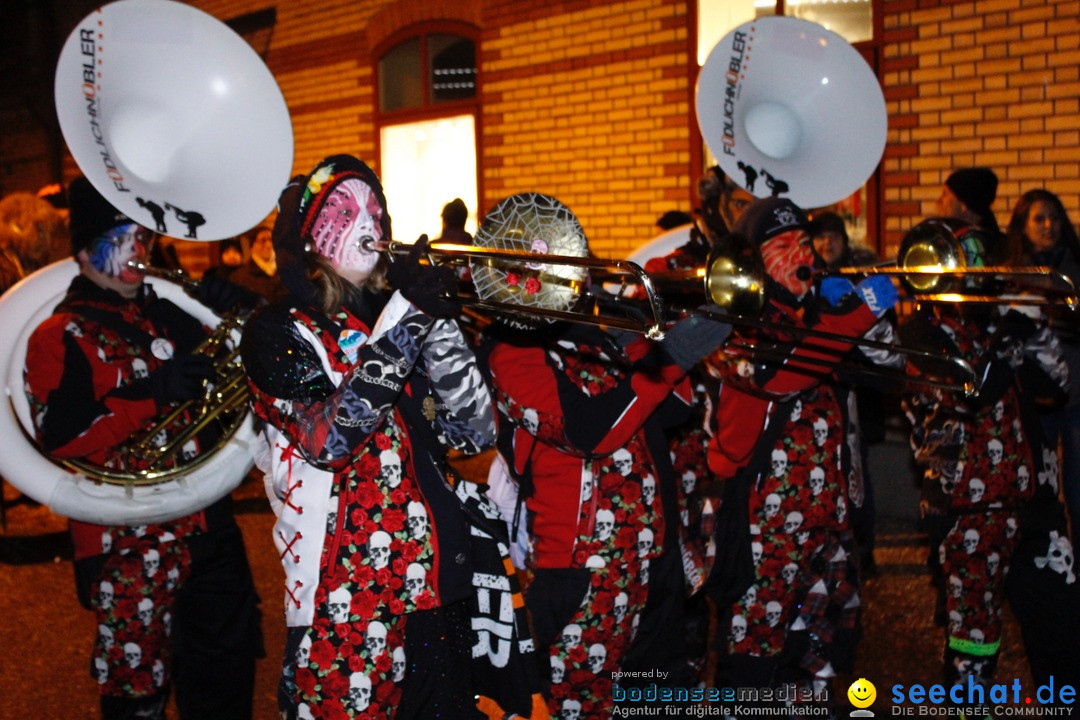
top-left (880, 0), bottom-right (1080, 257)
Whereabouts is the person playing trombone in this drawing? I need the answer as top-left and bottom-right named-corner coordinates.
top-left (704, 197), bottom-right (899, 703)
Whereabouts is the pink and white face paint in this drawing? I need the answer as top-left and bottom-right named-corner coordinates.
top-left (760, 229), bottom-right (814, 299)
top-left (309, 177), bottom-right (383, 284)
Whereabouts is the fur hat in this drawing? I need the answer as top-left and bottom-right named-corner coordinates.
top-left (733, 197), bottom-right (809, 247)
top-left (67, 176), bottom-right (135, 255)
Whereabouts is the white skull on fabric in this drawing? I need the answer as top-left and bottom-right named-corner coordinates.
top-left (992, 400), bottom-right (1005, 423)
top-left (681, 471), bottom-right (696, 495)
top-left (166, 567), bottom-right (180, 591)
top-left (392, 646), bottom-right (406, 682)
top-left (763, 493), bottom-right (782, 520)
top-left (347, 673), bottom-right (372, 711)
top-left (550, 655), bottom-right (565, 684)
top-left (587, 643), bottom-right (607, 674)
top-left (123, 642), bottom-right (142, 669)
top-left (1006, 517), bottom-right (1018, 539)
top-left (180, 439), bottom-right (198, 462)
top-left (1016, 465), bottom-right (1031, 492)
top-left (406, 501), bottom-right (428, 539)
top-left (835, 495), bottom-right (847, 524)
top-left (368, 530), bottom-right (392, 570)
top-left (789, 399), bottom-right (803, 422)
top-left (1034, 531), bottom-right (1076, 584)
top-left (580, 468), bottom-right (593, 503)
top-left (138, 598), bottom-right (154, 626)
top-left (295, 634), bottom-right (312, 668)
top-left (585, 554), bottom-right (606, 569)
top-left (93, 657), bottom-right (109, 685)
top-left (731, 614), bottom-right (747, 643)
top-left (948, 610), bottom-right (962, 634)
top-left (986, 551), bottom-right (1001, 576)
top-left (1040, 447), bottom-right (1060, 491)
top-left (594, 509), bottom-right (615, 541)
top-left (641, 474), bottom-right (656, 506)
top-left (968, 478), bottom-right (985, 504)
top-left (948, 574), bottom-right (963, 598)
top-left (963, 528), bottom-right (980, 554)
top-left (561, 623), bottom-right (582, 647)
top-left (809, 467), bottom-right (825, 496)
top-left (328, 587), bottom-right (351, 624)
top-left (639, 560), bottom-right (650, 585)
top-left (152, 660), bottom-right (165, 688)
top-left (405, 563), bottom-right (426, 598)
top-left (812, 418), bottom-right (829, 448)
top-left (781, 562), bottom-right (799, 585)
top-left (560, 699), bottom-right (582, 720)
top-left (131, 357), bottom-right (148, 379)
top-left (98, 581), bottom-right (114, 610)
top-left (521, 408), bottom-right (540, 435)
top-left (101, 531), bottom-right (112, 554)
top-left (741, 585), bottom-right (757, 607)
top-left (365, 621), bottom-right (388, 657)
top-left (637, 528), bottom-right (654, 558)
top-left (765, 601), bottom-right (783, 628)
top-left (784, 511), bottom-right (804, 534)
top-left (770, 450), bottom-right (788, 478)
top-left (986, 439), bottom-right (1004, 466)
top-left (613, 593), bottom-right (628, 623)
top-left (969, 628), bottom-right (985, 644)
top-left (796, 530), bottom-right (810, 546)
top-left (751, 541), bottom-right (764, 566)
top-left (379, 450), bottom-right (402, 488)
top-left (612, 448), bottom-right (633, 477)
top-left (98, 624), bottom-right (114, 650)
top-left (297, 704), bottom-right (314, 720)
top-left (143, 549), bottom-right (160, 578)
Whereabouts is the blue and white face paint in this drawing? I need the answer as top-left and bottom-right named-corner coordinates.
top-left (86, 223), bottom-right (149, 284)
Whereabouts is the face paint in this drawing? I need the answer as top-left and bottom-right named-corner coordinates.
top-left (760, 229), bottom-right (813, 298)
top-left (310, 178), bottom-right (382, 283)
top-left (86, 224), bottom-right (148, 284)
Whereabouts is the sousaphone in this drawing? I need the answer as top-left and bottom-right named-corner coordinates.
top-left (696, 16), bottom-right (887, 210)
top-left (0, 0), bottom-right (293, 524)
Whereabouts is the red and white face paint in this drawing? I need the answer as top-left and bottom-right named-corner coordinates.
top-left (309, 177), bottom-right (383, 284)
top-left (760, 229), bottom-right (814, 299)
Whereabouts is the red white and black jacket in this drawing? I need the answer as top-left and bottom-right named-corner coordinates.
top-left (481, 323), bottom-right (694, 571)
top-left (24, 275), bottom-right (212, 559)
top-left (242, 290), bottom-right (495, 626)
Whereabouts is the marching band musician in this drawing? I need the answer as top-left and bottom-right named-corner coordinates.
top-left (704, 197), bottom-right (899, 701)
top-left (900, 208), bottom-right (1078, 703)
top-left (479, 289), bottom-right (731, 719)
top-left (23, 177), bottom-right (263, 720)
top-left (240, 155), bottom-right (538, 720)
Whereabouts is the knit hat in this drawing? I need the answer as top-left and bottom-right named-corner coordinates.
top-left (67, 176), bottom-right (135, 255)
top-left (273, 154), bottom-right (391, 306)
top-left (733, 197), bottom-right (809, 247)
top-left (945, 167), bottom-right (997, 217)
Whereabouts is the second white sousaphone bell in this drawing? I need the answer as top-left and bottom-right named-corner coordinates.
top-left (696, 17), bottom-right (887, 209)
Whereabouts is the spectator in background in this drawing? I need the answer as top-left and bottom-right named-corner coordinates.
top-left (209, 226), bottom-right (285, 302)
top-left (937, 167), bottom-right (1007, 262)
top-left (436, 197), bottom-right (472, 245)
top-left (809, 211), bottom-right (877, 271)
top-left (0, 191), bottom-right (70, 294)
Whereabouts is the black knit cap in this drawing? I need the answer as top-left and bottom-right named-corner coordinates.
top-left (733, 196), bottom-right (809, 247)
top-left (67, 176), bottom-right (135, 255)
top-left (273, 154), bottom-right (391, 306)
top-left (945, 167), bottom-right (997, 216)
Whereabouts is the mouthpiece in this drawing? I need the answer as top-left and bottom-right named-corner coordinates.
top-left (796, 266), bottom-right (812, 281)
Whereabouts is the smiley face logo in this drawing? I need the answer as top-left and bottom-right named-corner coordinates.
top-left (847, 678), bottom-right (876, 709)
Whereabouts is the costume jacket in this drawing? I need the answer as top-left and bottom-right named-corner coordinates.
top-left (483, 324), bottom-right (693, 572)
top-left (706, 295), bottom-right (879, 669)
top-left (24, 275), bottom-right (212, 558)
top-left (242, 290), bottom-right (495, 627)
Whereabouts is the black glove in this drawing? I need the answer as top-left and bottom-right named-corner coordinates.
top-left (195, 271), bottom-right (262, 314)
top-left (386, 234), bottom-right (459, 318)
top-left (661, 313), bottom-right (732, 371)
top-left (147, 354), bottom-right (216, 404)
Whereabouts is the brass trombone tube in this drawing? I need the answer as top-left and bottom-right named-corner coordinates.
top-left (363, 239), bottom-right (669, 340)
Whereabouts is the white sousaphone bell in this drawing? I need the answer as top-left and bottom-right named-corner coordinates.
top-left (696, 16), bottom-right (887, 210)
top-left (0, 0), bottom-right (294, 525)
top-left (53, 0), bottom-right (293, 241)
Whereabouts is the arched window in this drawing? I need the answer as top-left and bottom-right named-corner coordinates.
top-left (376, 26), bottom-right (479, 245)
